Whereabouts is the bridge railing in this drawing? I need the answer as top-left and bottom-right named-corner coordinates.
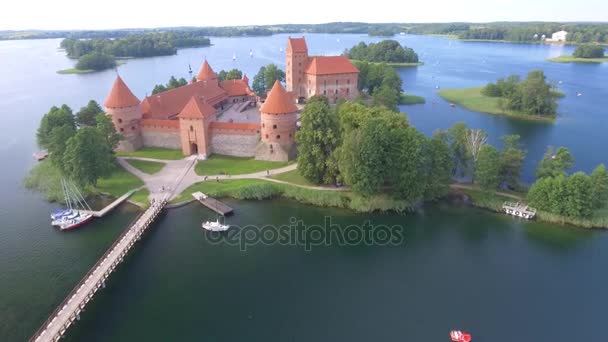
top-left (30, 209), bottom-right (146, 341)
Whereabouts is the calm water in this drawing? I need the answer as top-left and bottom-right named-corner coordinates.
top-left (0, 34), bottom-right (607, 341)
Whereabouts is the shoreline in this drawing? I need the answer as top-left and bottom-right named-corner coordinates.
top-left (548, 55), bottom-right (608, 63)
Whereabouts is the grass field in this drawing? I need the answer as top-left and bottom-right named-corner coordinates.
top-left (399, 93), bottom-right (426, 105)
top-left (547, 55), bottom-right (608, 63)
top-left (124, 159), bottom-right (166, 174)
top-left (116, 147), bottom-right (184, 160)
top-left (172, 179), bottom-right (413, 213)
top-left (195, 155), bottom-right (288, 176)
top-left (437, 87), bottom-right (555, 123)
top-left (95, 165), bottom-right (144, 198)
top-left (129, 188), bottom-right (150, 207)
top-left (269, 169), bottom-right (315, 186)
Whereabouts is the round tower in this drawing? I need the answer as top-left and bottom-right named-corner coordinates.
top-left (104, 75), bottom-right (143, 152)
top-left (196, 60), bottom-right (218, 84)
top-left (255, 81), bottom-right (298, 161)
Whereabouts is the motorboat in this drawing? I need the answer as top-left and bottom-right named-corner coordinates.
top-left (202, 217), bottom-right (230, 232)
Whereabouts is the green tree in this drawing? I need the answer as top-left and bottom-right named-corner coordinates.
top-left (391, 126), bottom-right (426, 201)
top-left (536, 146), bottom-right (574, 179)
top-left (372, 84), bottom-right (399, 110)
top-left (562, 172), bottom-right (593, 218)
top-left (63, 127), bottom-right (114, 186)
top-left (47, 125), bottom-right (76, 168)
top-left (499, 134), bottom-right (526, 189)
top-left (573, 44), bottom-right (605, 58)
top-left (445, 122), bottom-right (471, 177)
top-left (75, 52), bottom-right (116, 71)
top-left (422, 135), bottom-right (454, 200)
top-left (296, 96), bottom-right (340, 184)
top-left (590, 164), bottom-right (608, 209)
top-left (37, 105), bottom-right (76, 147)
top-left (264, 64), bottom-right (286, 91)
top-left (504, 70), bottom-right (557, 116)
top-left (96, 113), bottom-right (121, 150)
top-left (76, 100), bottom-right (104, 127)
top-left (475, 145), bottom-right (501, 190)
top-left (252, 66), bottom-right (267, 94)
top-left (218, 69), bottom-right (243, 81)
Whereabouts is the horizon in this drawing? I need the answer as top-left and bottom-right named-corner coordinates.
top-left (1, 0), bottom-right (606, 31)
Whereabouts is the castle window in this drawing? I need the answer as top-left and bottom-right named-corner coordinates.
top-left (120, 128), bottom-right (124, 132)
top-left (273, 124), bottom-right (277, 129)
top-left (131, 126), bottom-right (135, 130)
top-left (276, 135), bottom-right (280, 139)
top-left (299, 78), bottom-right (301, 82)
top-left (347, 88), bottom-right (350, 94)
top-left (347, 79), bottom-right (350, 85)
top-left (265, 134), bottom-right (269, 139)
top-left (190, 126), bottom-right (193, 132)
top-left (336, 80), bottom-right (339, 85)
top-left (262, 123), bottom-right (265, 128)
top-left (289, 133), bottom-right (292, 137)
top-left (335, 89), bottom-right (338, 94)
top-left (323, 90), bottom-right (326, 95)
top-left (118, 118), bottom-right (122, 123)
top-left (298, 62), bottom-right (301, 66)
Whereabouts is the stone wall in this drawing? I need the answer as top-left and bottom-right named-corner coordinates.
top-left (142, 130), bottom-right (181, 149)
top-left (211, 133), bottom-right (260, 157)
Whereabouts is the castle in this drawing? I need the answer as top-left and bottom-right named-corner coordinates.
top-left (103, 37), bottom-right (358, 161)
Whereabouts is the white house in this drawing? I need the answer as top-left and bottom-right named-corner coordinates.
top-left (546, 30), bottom-right (568, 42)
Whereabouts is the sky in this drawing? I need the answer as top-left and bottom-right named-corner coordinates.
top-left (1, 0), bottom-right (606, 30)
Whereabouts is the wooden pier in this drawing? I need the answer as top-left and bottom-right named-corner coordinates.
top-left (192, 192), bottom-right (233, 216)
top-left (79, 190), bottom-right (138, 218)
top-left (502, 201), bottom-right (536, 219)
top-left (30, 195), bottom-right (169, 342)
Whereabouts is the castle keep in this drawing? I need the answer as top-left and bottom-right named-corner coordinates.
top-left (103, 37), bottom-right (359, 161)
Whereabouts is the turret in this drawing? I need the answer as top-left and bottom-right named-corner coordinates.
top-left (177, 96), bottom-right (216, 157)
top-left (255, 81), bottom-right (298, 161)
top-left (196, 60), bottom-right (218, 84)
top-left (104, 76), bottom-right (143, 151)
top-left (286, 37), bottom-right (308, 97)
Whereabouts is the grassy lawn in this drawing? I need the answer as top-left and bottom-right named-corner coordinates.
top-left (548, 55), bottom-right (608, 63)
top-left (116, 147), bottom-right (184, 160)
top-left (95, 164), bottom-right (144, 198)
top-left (130, 188), bottom-right (150, 208)
top-left (172, 179), bottom-right (413, 213)
top-left (399, 93), bottom-right (426, 105)
top-left (124, 159), bottom-right (166, 174)
top-left (269, 169), bottom-right (315, 186)
top-left (195, 155), bottom-right (288, 176)
top-left (437, 87), bottom-right (555, 123)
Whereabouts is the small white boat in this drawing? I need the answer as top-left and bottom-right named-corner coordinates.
top-left (51, 179), bottom-right (94, 231)
top-left (232, 52), bottom-right (237, 61)
top-left (202, 217), bottom-right (230, 232)
top-left (57, 213), bottom-right (94, 231)
top-left (249, 49), bottom-right (253, 58)
top-left (577, 92), bottom-right (583, 97)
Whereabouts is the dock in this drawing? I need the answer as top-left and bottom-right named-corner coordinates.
top-left (192, 192), bottom-right (233, 216)
top-left (502, 201), bottom-right (536, 219)
top-left (79, 189), bottom-right (137, 218)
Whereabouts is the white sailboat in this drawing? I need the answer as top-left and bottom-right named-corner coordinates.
top-left (233, 52), bottom-right (237, 61)
top-left (51, 179), bottom-right (93, 231)
top-left (202, 216), bottom-right (229, 231)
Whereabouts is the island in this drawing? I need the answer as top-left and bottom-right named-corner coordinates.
top-left (438, 70), bottom-right (561, 122)
top-left (548, 44), bottom-right (608, 63)
top-left (56, 31), bottom-right (211, 74)
top-left (344, 40), bottom-right (423, 66)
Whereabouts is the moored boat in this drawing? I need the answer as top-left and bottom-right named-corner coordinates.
top-left (202, 217), bottom-right (230, 232)
top-left (51, 179), bottom-right (94, 231)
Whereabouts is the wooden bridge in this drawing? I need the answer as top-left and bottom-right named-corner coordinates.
top-left (30, 195), bottom-right (169, 342)
top-left (30, 158), bottom-right (198, 341)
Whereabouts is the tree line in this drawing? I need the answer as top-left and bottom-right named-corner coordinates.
top-left (481, 70), bottom-right (560, 117)
top-left (152, 76), bottom-right (189, 95)
top-left (573, 44), bottom-right (606, 58)
top-left (354, 61), bottom-right (404, 110)
top-left (344, 40), bottom-right (419, 63)
top-left (36, 101), bottom-right (121, 186)
top-left (252, 64), bottom-right (285, 95)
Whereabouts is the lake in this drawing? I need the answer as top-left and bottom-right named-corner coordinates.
top-left (0, 33), bottom-right (607, 341)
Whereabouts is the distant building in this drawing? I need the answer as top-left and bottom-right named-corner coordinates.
top-left (286, 37), bottom-right (359, 103)
top-left (546, 30), bottom-right (568, 43)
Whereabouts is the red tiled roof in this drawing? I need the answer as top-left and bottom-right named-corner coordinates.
top-left (220, 79), bottom-right (256, 97)
top-left (104, 76), bottom-right (140, 108)
top-left (210, 122), bottom-right (260, 130)
top-left (260, 81), bottom-right (298, 115)
top-left (287, 37), bottom-right (308, 53)
top-left (305, 56), bottom-right (359, 75)
top-left (141, 119), bottom-right (179, 128)
top-left (196, 60), bottom-right (217, 81)
top-left (177, 96), bottom-right (216, 119)
top-left (141, 81), bottom-right (227, 119)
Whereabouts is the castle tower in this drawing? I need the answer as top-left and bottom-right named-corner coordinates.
top-left (255, 81), bottom-right (298, 161)
top-left (286, 37), bottom-right (309, 98)
top-left (196, 60), bottom-right (218, 84)
top-left (242, 74), bottom-right (249, 84)
top-left (104, 75), bottom-right (143, 152)
top-left (177, 96), bottom-right (216, 158)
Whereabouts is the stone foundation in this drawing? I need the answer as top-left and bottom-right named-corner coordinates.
top-left (116, 133), bottom-right (142, 152)
top-left (211, 134), bottom-right (260, 157)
